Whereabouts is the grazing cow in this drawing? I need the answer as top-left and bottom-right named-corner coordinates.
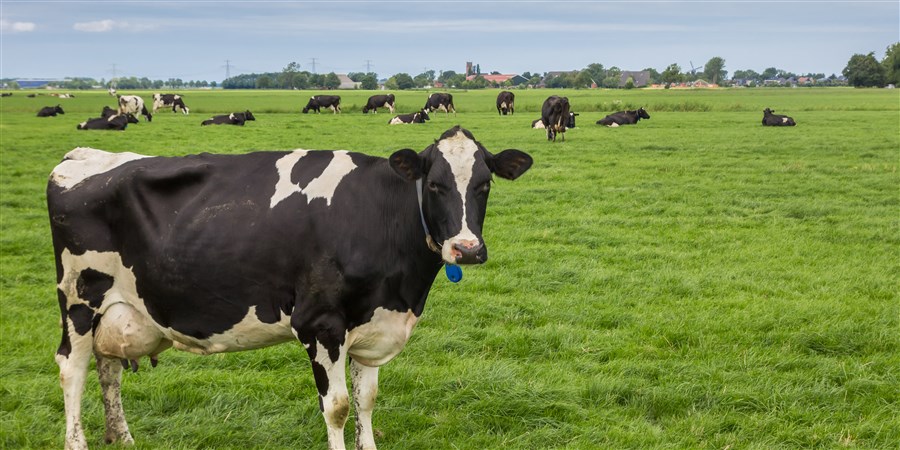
top-left (47, 126), bottom-right (532, 450)
top-left (596, 107), bottom-right (650, 127)
top-left (1, 93), bottom-right (12, 97)
top-left (201, 110), bottom-right (256, 126)
top-left (388, 109), bottom-right (430, 125)
top-left (152, 93), bottom-right (190, 115)
top-left (302, 95), bottom-right (342, 114)
top-left (424, 93), bottom-right (456, 115)
top-left (76, 114), bottom-right (132, 130)
top-left (37, 105), bottom-right (65, 117)
top-left (363, 94), bottom-right (396, 114)
top-left (762, 108), bottom-right (796, 126)
top-left (496, 91), bottom-right (515, 115)
top-left (540, 96), bottom-right (571, 142)
top-left (117, 95), bottom-right (152, 122)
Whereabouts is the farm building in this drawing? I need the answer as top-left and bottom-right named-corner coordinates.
top-left (15, 78), bottom-right (61, 88)
top-left (337, 74), bottom-right (361, 89)
top-left (619, 71), bottom-right (651, 87)
top-left (465, 74), bottom-right (528, 86)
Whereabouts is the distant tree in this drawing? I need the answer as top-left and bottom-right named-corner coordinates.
top-left (843, 52), bottom-right (886, 87)
top-left (210, 81), bottom-right (217, 88)
top-left (437, 70), bottom-right (457, 84)
top-left (256, 75), bottom-right (272, 89)
top-left (882, 42), bottom-right (900, 85)
top-left (360, 74), bottom-right (378, 90)
top-left (760, 67), bottom-right (779, 80)
top-left (348, 72), bottom-right (366, 82)
top-left (703, 57), bottom-right (727, 84)
top-left (642, 67), bottom-right (661, 84)
top-left (388, 73), bottom-right (415, 90)
top-left (414, 70), bottom-right (435, 87)
top-left (293, 73), bottom-right (310, 90)
top-left (732, 69), bottom-right (761, 82)
top-left (324, 72), bottom-right (341, 89)
top-left (581, 63), bottom-right (605, 86)
top-left (280, 62), bottom-right (301, 89)
top-left (602, 66), bottom-right (621, 88)
top-left (661, 63), bottom-right (683, 85)
top-left (624, 77), bottom-right (635, 89)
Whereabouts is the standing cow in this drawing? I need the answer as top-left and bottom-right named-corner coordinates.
top-left (596, 107), bottom-right (650, 127)
top-left (762, 108), bottom-right (796, 126)
top-left (152, 94), bottom-right (190, 115)
top-left (363, 94), bottom-right (396, 114)
top-left (496, 91), bottom-right (515, 115)
top-left (540, 96), bottom-right (571, 142)
top-left (117, 95), bottom-right (152, 122)
top-left (424, 93), bottom-right (456, 116)
top-left (37, 105), bottom-right (65, 117)
top-left (302, 95), bottom-right (342, 114)
top-left (47, 126), bottom-right (532, 450)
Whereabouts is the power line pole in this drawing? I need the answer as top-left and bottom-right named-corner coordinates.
top-left (310, 58), bottom-right (317, 74)
top-left (224, 60), bottom-right (231, 80)
top-left (366, 59), bottom-right (372, 73)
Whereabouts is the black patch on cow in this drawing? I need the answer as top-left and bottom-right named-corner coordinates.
top-left (291, 151), bottom-right (334, 190)
top-left (310, 360), bottom-right (330, 398)
top-left (92, 313), bottom-right (103, 334)
top-left (57, 289), bottom-right (72, 357)
top-left (76, 268), bottom-right (114, 308)
top-left (68, 304), bottom-right (95, 336)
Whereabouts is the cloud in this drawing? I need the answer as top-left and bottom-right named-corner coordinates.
top-left (0, 19), bottom-right (36, 33)
top-left (73, 19), bottom-right (157, 32)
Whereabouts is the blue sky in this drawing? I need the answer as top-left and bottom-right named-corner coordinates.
top-left (1, 1), bottom-right (897, 82)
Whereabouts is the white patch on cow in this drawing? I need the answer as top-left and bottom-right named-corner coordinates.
top-left (608, 122), bottom-right (620, 128)
top-left (347, 307), bottom-right (418, 367)
top-left (51, 148), bottom-right (150, 190)
top-left (78, 120), bottom-right (87, 129)
top-left (228, 113), bottom-right (236, 120)
top-left (118, 95), bottom-right (144, 116)
top-left (532, 120), bottom-right (545, 129)
top-left (389, 116), bottom-right (404, 125)
top-left (58, 249), bottom-right (144, 314)
top-left (169, 306), bottom-right (293, 354)
top-left (436, 131), bottom-right (480, 263)
top-left (500, 101), bottom-right (507, 109)
top-left (269, 150), bottom-right (357, 208)
top-left (386, 102), bottom-right (395, 114)
top-left (782, 117), bottom-right (789, 123)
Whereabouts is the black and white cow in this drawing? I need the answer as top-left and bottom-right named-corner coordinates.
top-left (1, 92), bottom-right (13, 97)
top-left (388, 109), bottom-right (430, 125)
top-left (152, 93), bottom-right (190, 115)
top-left (496, 91), bottom-right (515, 115)
top-left (302, 95), bottom-right (342, 114)
top-left (363, 94), bottom-right (396, 114)
top-left (540, 96), bottom-right (571, 142)
top-left (762, 108), bottom-right (796, 126)
top-left (47, 126), bottom-right (532, 450)
top-left (201, 110), bottom-right (256, 126)
top-left (37, 105), bottom-right (65, 117)
top-left (117, 95), bottom-right (152, 122)
top-left (424, 93), bottom-right (456, 116)
top-left (596, 107), bottom-right (650, 127)
top-left (76, 114), bottom-right (134, 131)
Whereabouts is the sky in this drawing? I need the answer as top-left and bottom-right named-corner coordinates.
top-left (1, 1), bottom-right (898, 83)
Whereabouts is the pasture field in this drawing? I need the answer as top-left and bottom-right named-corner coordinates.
top-left (1, 88), bottom-right (898, 449)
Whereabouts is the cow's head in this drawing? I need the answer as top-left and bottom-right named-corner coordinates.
top-left (243, 110), bottom-right (256, 121)
top-left (419, 109), bottom-right (431, 122)
top-left (389, 126), bottom-right (532, 265)
top-left (55, 105), bottom-right (65, 115)
top-left (637, 107), bottom-right (650, 120)
top-left (302, 97), bottom-right (317, 114)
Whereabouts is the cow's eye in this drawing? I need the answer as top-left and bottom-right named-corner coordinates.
top-left (427, 181), bottom-right (441, 192)
top-left (478, 182), bottom-right (491, 194)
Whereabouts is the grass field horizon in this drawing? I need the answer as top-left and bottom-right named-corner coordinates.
top-left (1, 87), bottom-right (897, 449)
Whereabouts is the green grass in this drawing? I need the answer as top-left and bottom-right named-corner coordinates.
top-left (1, 88), bottom-right (898, 449)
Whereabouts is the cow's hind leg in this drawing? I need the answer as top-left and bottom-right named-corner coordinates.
top-left (97, 355), bottom-right (134, 445)
top-left (297, 323), bottom-right (350, 450)
top-left (57, 305), bottom-right (96, 450)
top-left (350, 359), bottom-right (379, 450)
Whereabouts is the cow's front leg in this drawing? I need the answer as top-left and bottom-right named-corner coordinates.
top-left (298, 326), bottom-right (350, 450)
top-left (350, 359), bottom-right (379, 450)
top-left (96, 355), bottom-right (134, 445)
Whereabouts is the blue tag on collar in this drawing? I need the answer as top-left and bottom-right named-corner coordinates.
top-left (445, 264), bottom-right (463, 283)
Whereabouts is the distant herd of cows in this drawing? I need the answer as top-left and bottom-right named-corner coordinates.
top-left (26, 90), bottom-right (798, 137)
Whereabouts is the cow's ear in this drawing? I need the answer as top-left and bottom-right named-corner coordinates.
top-left (489, 149), bottom-right (533, 180)
top-left (389, 149), bottom-right (423, 181)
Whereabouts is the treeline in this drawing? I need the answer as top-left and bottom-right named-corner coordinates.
top-left (1, 77), bottom-right (217, 90)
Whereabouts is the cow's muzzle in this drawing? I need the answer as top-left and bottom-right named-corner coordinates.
top-left (451, 240), bottom-right (487, 265)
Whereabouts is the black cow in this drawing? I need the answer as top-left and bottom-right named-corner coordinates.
top-left (596, 107), bottom-right (650, 127)
top-left (76, 114), bottom-right (132, 130)
top-left (1, 93), bottom-right (13, 97)
top-left (424, 93), bottom-right (456, 116)
top-left (540, 96), bottom-right (571, 142)
top-left (38, 105), bottom-right (65, 117)
top-left (117, 95), bottom-right (152, 122)
top-left (496, 91), bottom-right (515, 115)
top-left (388, 109), bottom-right (430, 125)
top-left (152, 93), bottom-right (190, 115)
top-left (762, 108), bottom-right (796, 126)
top-left (302, 95), bottom-right (342, 114)
top-left (363, 94), bottom-right (396, 114)
top-left (47, 126), bottom-right (532, 450)
top-left (201, 111), bottom-right (256, 126)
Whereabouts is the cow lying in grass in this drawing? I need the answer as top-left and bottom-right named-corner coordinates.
top-left (37, 105), bottom-right (65, 117)
top-left (77, 114), bottom-right (138, 130)
top-left (596, 107), bottom-right (650, 127)
top-left (201, 111), bottom-right (256, 126)
top-left (388, 109), bottom-right (430, 125)
top-left (761, 108), bottom-right (796, 126)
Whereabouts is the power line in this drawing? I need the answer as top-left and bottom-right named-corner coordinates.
top-left (310, 58), bottom-right (317, 74)
top-left (366, 59), bottom-right (372, 73)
